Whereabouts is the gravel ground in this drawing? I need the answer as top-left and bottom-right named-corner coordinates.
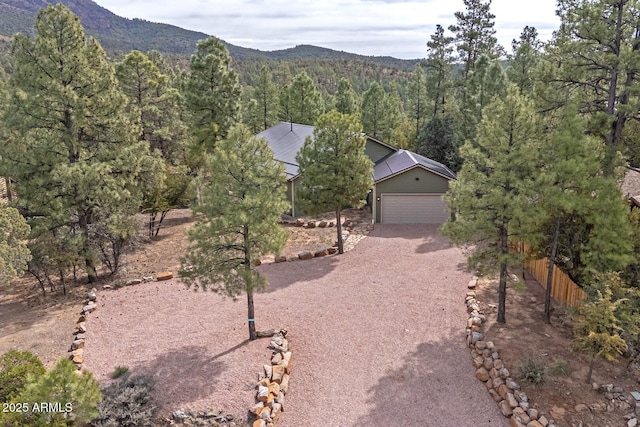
top-left (84, 224), bottom-right (506, 426)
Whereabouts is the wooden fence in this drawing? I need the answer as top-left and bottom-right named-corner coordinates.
top-left (512, 243), bottom-right (588, 307)
top-left (524, 257), bottom-right (588, 308)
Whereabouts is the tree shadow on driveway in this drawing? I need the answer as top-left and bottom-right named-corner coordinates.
top-left (352, 331), bottom-right (507, 427)
top-left (257, 255), bottom-right (340, 293)
top-left (133, 345), bottom-right (228, 410)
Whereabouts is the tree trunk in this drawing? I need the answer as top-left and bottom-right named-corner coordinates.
top-left (521, 241), bottom-right (526, 279)
top-left (544, 217), bottom-right (561, 324)
top-left (78, 213), bottom-right (98, 283)
top-left (247, 290), bottom-right (257, 341)
top-left (336, 208), bottom-right (344, 254)
top-left (498, 224), bottom-right (508, 323)
top-left (5, 177), bottom-right (12, 202)
top-left (244, 224), bottom-right (257, 341)
top-left (586, 356), bottom-right (595, 383)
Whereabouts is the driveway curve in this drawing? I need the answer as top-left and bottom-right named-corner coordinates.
top-left (258, 224), bottom-right (506, 426)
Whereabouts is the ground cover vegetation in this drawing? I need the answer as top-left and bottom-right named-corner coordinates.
top-left (0, 0), bottom-right (640, 422)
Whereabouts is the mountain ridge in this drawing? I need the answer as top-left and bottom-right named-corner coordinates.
top-left (0, 0), bottom-right (420, 70)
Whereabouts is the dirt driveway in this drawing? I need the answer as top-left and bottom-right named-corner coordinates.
top-left (258, 224), bottom-right (506, 426)
top-left (84, 224), bottom-right (506, 426)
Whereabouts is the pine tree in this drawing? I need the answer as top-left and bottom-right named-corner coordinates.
top-left (335, 77), bottom-right (358, 115)
top-left (424, 24), bottom-right (455, 118)
top-left (253, 66), bottom-right (279, 130)
top-left (546, 0), bottom-right (640, 174)
top-left (286, 71), bottom-right (323, 125)
top-left (180, 124), bottom-right (289, 341)
top-left (416, 115), bottom-right (461, 171)
top-left (506, 26), bottom-right (542, 95)
top-left (530, 104), bottom-right (633, 322)
top-left (0, 5), bottom-right (160, 283)
top-left (442, 86), bottom-right (541, 323)
top-left (407, 65), bottom-right (428, 140)
top-left (0, 206), bottom-right (31, 286)
top-left (574, 278), bottom-right (627, 383)
top-left (361, 82), bottom-right (387, 140)
top-left (10, 358), bottom-right (101, 426)
top-left (116, 50), bottom-right (187, 164)
top-left (184, 37), bottom-right (240, 153)
top-left (296, 112), bottom-right (374, 254)
top-left (448, 0), bottom-right (502, 81)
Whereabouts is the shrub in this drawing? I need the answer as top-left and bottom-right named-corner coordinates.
top-left (517, 355), bottom-right (546, 385)
top-left (2, 358), bottom-right (101, 426)
top-left (0, 349), bottom-right (45, 402)
top-left (110, 366), bottom-right (129, 379)
top-left (549, 359), bottom-right (570, 376)
top-left (92, 374), bottom-right (157, 427)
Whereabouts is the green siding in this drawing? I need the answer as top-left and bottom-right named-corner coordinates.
top-left (365, 139), bottom-right (395, 164)
top-left (374, 167), bottom-right (451, 223)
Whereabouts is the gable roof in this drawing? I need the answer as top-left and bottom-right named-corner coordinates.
top-left (257, 122), bottom-right (315, 179)
top-left (374, 149), bottom-right (457, 182)
top-left (257, 122), bottom-right (456, 183)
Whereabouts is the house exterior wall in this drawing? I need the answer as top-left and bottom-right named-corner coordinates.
top-left (374, 167), bottom-right (450, 223)
top-left (365, 139), bottom-right (395, 164)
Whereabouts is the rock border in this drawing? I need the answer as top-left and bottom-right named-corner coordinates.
top-left (465, 277), bottom-right (553, 427)
top-left (465, 277), bottom-right (640, 427)
top-left (250, 329), bottom-right (292, 427)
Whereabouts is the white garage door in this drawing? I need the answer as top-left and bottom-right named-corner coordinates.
top-left (381, 194), bottom-right (449, 224)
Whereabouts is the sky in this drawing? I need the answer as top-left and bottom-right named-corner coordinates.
top-left (93, 0), bottom-right (561, 59)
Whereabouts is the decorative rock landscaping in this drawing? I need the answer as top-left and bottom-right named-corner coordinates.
top-left (465, 276), bottom-right (640, 427)
top-left (69, 287), bottom-right (99, 369)
top-left (250, 329), bottom-right (292, 427)
top-left (465, 276), bottom-right (557, 427)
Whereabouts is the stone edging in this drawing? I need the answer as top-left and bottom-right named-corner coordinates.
top-left (250, 329), bottom-right (292, 427)
top-left (465, 277), bottom-right (640, 427)
top-left (465, 277), bottom-right (554, 427)
top-left (68, 287), bottom-right (98, 369)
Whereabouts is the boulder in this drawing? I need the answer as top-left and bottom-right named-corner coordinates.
top-left (489, 389), bottom-right (502, 402)
top-left (77, 315), bottom-right (86, 323)
top-left (494, 359), bottom-right (505, 370)
top-left (70, 339), bottom-right (85, 351)
top-left (250, 402), bottom-right (265, 415)
top-left (513, 407), bottom-right (531, 424)
top-left (538, 415), bottom-right (549, 426)
top-left (298, 251), bottom-right (313, 260)
top-left (471, 332), bottom-right (484, 344)
top-left (468, 279), bottom-right (477, 289)
top-left (253, 419), bottom-right (266, 427)
top-left (527, 421), bottom-right (544, 427)
top-left (271, 365), bottom-right (285, 383)
top-left (499, 367), bottom-right (510, 379)
top-left (327, 247), bottom-right (338, 255)
top-left (342, 219), bottom-right (352, 227)
top-left (328, 221), bottom-right (335, 227)
top-left (275, 256), bottom-right (287, 263)
top-left (86, 289), bottom-right (97, 301)
top-left (484, 357), bottom-right (494, 370)
top-left (76, 323), bottom-right (87, 334)
top-left (282, 352), bottom-right (292, 374)
top-left (509, 418), bottom-right (527, 427)
top-left (253, 259), bottom-right (262, 267)
top-left (156, 271), bottom-right (173, 281)
top-left (295, 218), bottom-right (305, 227)
top-left (268, 382), bottom-right (281, 396)
top-left (550, 405), bottom-right (566, 420)
top-left (506, 379), bottom-right (520, 390)
top-left (499, 400), bottom-right (513, 417)
top-left (526, 408), bottom-right (539, 420)
top-left (507, 392), bottom-right (519, 409)
top-left (306, 221), bottom-right (316, 229)
top-left (280, 374), bottom-right (290, 393)
top-left (263, 365), bottom-right (272, 380)
top-left (318, 221), bottom-right (328, 228)
top-left (82, 302), bottom-right (96, 314)
top-left (314, 249), bottom-right (328, 257)
top-left (476, 367), bottom-right (490, 382)
top-left (256, 385), bottom-right (269, 403)
top-left (102, 284), bottom-right (113, 290)
top-left (125, 279), bottom-right (142, 286)
top-left (271, 402), bottom-right (282, 422)
top-left (271, 353), bottom-right (283, 365)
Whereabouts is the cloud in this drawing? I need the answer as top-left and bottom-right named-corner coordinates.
top-left (94, 0), bottom-right (561, 59)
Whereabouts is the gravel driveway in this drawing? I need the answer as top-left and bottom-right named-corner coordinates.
top-left (84, 224), bottom-right (506, 426)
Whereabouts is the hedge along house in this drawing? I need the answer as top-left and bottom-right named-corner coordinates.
top-left (257, 122), bottom-right (457, 224)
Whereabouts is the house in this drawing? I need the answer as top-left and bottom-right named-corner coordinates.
top-left (257, 122), bottom-right (456, 224)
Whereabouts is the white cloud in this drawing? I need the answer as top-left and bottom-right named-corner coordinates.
top-left (94, 0), bottom-right (560, 59)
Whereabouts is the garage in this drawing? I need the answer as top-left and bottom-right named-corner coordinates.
top-left (373, 150), bottom-right (456, 224)
top-left (381, 194), bottom-right (449, 224)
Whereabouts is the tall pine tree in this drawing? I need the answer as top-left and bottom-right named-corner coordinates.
top-left (180, 124), bottom-right (289, 341)
top-left (1, 5), bottom-right (160, 283)
top-left (442, 86), bottom-right (541, 323)
top-left (296, 112), bottom-right (373, 254)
